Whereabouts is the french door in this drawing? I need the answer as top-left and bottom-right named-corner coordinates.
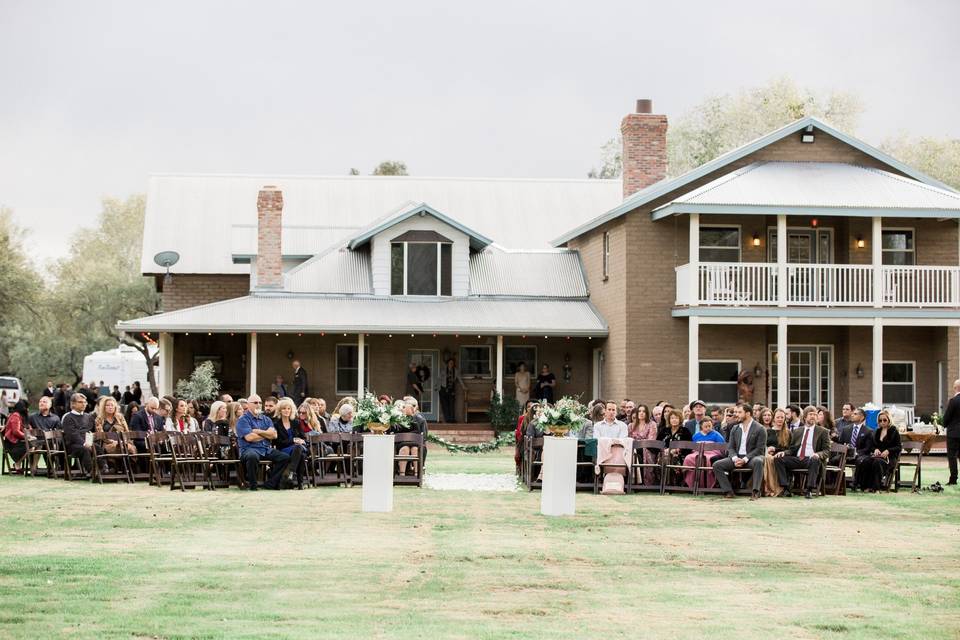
top-left (768, 345), bottom-right (833, 411)
top-left (407, 349), bottom-right (439, 420)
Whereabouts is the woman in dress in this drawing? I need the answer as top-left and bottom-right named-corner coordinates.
top-left (535, 365), bottom-right (556, 404)
top-left (94, 396), bottom-right (136, 456)
top-left (658, 408), bottom-right (692, 483)
top-left (272, 397), bottom-right (306, 488)
top-left (514, 363), bottom-right (531, 407)
top-left (854, 409), bottom-right (902, 492)
top-left (628, 405), bottom-right (659, 486)
top-left (763, 408), bottom-right (791, 496)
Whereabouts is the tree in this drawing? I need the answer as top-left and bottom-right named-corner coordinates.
top-left (174, 360), bottom-right (220, 401)
top-left (880, 136), bottom-right (960, 190)
top-left (0, 208), bottom-right (43, 386)
top-left (588, 77), bottom-right (863, 179)
top-left (348, 168), bottom-right (360, 175)
top-left (372, 160), bottom-right (409, 176)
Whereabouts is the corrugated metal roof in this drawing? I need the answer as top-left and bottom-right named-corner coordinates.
top-left (117, 294), bottom-right (608, 336)
top-left (143, 174), bottom-right (621, 274)
top-left (469, 250), bottom-right (588, 297)
top-left (285, 248), bottom-right (372, 294)
top-left (662, 161), bottom-right (960, 210)
top-left (230, 224), bottom-right (359, 260)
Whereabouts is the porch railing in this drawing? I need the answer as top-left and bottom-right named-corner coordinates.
top-left (675, 262), bottom-right (960, 307)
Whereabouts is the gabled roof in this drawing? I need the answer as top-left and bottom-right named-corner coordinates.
top-left (651, 161), bottom-right (960, 220)
top-left (346, 202), bottom-right (493, 251)
top-left (551, 116), bottom-right (958, 246)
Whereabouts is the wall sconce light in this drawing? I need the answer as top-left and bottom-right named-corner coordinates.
top-left (810, 218), bottom-right (819, 227)
top-left (752, 233), bottom-right (761, 247)
top-left (753, 363), bottom-right (763, 378)
top-left (855, 363), bottom-right (864, 378)
top-left (856, 236), bottom-right (865, 249)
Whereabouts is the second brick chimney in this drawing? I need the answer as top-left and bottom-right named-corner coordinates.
top-left (256, 185), bottom-right (283, 289)
top-left (621, 99), bottom-right (668, 199)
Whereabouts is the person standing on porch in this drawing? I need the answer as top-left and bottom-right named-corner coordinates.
top-left (439, 358), bottom-right (462, 423)
top-left (535, 364), bottom-right (556, 404)
top-left (406, 362), bottom-right (423, 405)
top-left (514, 362), bottom-right (531, 407)
top-left (291, 360), bottom-right (308, 404)
top-left (941, 378), bottom-right (960, 485)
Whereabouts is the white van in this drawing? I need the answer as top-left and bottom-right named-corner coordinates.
top-left (0, 376), bottom-right (25, 407)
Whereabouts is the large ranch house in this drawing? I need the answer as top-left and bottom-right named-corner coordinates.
top-left (120, 100), bottom-right (960, 421)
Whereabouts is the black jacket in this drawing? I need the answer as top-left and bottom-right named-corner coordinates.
top-left (273, 417), bottom-right (306, 450)
top-left (129, 409), bottom-right (163, 433)
top-left (28, 412), bottom-right (61, 431)
top-left (61, 412), bottom-right (92, 449)
top-left (725, 422), bottom-right (767, 459)
top-left (292, 367), bottom-right (308, 402)
top-left (942, 393), bottom-right (960, 438)
top-left (837, 422), bottom-right (875, 461)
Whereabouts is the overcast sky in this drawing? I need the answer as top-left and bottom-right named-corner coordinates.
top-left (2, 0), bottom-right (958, 266)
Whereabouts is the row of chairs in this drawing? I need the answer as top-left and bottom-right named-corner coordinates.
top-left (520, 437), bottom-right (925, 496)
top-left (2, 428), bottom-right (426, 491)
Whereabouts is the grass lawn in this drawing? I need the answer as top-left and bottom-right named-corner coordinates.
top-left (0, 448), bottom-right (958, 639)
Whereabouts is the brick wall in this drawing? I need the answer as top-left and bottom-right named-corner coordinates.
top-left (621, 110), bottom-right (668, 198)
top-left (161, 274), bottom-right (250, 312)
top-left (256, 186), bottom-right (283, 288)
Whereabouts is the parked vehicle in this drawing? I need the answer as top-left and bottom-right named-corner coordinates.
top-left (0, 376), bottom-right (25, 407)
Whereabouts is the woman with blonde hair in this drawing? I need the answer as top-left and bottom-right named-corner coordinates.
top-left (297, 402), bottom-right (322, 433)
top-left (94, 396), bottom-right (136, 455)
top-left (227, 401), bottom-right (243, 434)
top-left (763, 408), bottom-right (791, 496)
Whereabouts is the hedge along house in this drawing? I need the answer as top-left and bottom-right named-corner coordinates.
top-left (553, 101), bottom-right (960, 417)
top-left (119, 176), bottom-right (621, 420)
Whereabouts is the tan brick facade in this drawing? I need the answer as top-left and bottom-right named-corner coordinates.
top-left (621, 108), bottom-right (668, 198)
top-left (161, 274), bottom-right (250, 312)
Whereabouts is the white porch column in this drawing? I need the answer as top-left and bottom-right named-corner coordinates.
top-left (495, 335), bottom-right (504, 399)
top-left (357, 333), bottom-right (366, 395)
top-left (158, 332), bottom-right (173, 397)
top-left (688, 213), bottom-right (700, 306)
top-left (777, 214), bottom-right (787, 307)
top-left (872, 216), bottom-right (883, 308)
top-left (872, 318), bottom-right (884, 406)
top-left (687, 317), bottom-right (699, 401)
top-left (776, 318), bottom-right (788, 408)
top-left (248, 332), bottom-right (258, 397)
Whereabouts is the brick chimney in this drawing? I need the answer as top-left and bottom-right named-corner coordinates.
top-left (621, 99), bottom-right (668, 199)
top-left (256, 185), bottom-right (283, 288)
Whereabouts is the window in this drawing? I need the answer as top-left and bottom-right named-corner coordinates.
top-left (698, 360), bottom-right (740, 404)
top-left (335, 344), bottom-right (370, 395)
top-left (882, 229), bottom-right (915, 265)
top-left (883, 361), bottom-right (915, 405)
top-left (699, 226), bottom-right (740, 263)
top-left (602, 231), bottom-right (610, 280)
top-left (390, 238), bottom-right (453, 296)
top-left (460, 345), bottom-right (492, 377)
top-left (504, 345), bottom-right (537, 376)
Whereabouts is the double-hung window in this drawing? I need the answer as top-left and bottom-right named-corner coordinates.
top-left (391, 231), bottom-right (453, 296)
top-left (881, 229), bottom-right (915, 265)
top-left (699, 226), bottom-right (740, 262)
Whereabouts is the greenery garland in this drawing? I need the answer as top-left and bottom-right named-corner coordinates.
top-left (426, 431), bottom-right (516, 454)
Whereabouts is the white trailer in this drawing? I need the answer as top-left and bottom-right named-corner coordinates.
top-left (82, 345), bottom-right (156, 401)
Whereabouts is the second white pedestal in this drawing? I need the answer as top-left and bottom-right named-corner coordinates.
top-left (361, 434), bottom-right (395, 513)
top-left (540, 436), bottom-right (577, 516)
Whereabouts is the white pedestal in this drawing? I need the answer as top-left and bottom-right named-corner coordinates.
top-left (540, 436), bottom-right (577, 516)
top-left (362, 434), bottom-right (395, 513)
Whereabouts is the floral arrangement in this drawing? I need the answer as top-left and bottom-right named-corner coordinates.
top-left (353, 392), bottom-right (410, 433)
top-left (536, 396), bottom-right (588, 435)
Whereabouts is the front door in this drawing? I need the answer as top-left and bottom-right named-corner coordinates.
top-left (768, 345), bottom-right (833, 411)
top-left (407, 349), bottom-right (439, 420)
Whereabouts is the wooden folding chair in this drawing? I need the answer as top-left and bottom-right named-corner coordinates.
top-left (22, 428), bottom-right (49, 477)
top-left (91, 432), bottom-right (133, 483)
top-left (790, 458), bottom-right (827, 496)
top-left (693, 442), bottom-right (727, 495)
top-left (629, 440), bottom-right (664, 493)
top-left (823, 443), bottom-right (848, 496)
top-left (393, 433), bottom-right (424, 487)
top-left (525, 437), bottom-right (544, 491)
top-left (660, 441), bottom-right (698, 495)
top-left (148, 432), bottom-right (174, 486)
top-left (341, 433), bottom-right (364, 486)
top-left (168, 433), bottom-right (210, 491)
top-left (40, 430), bottom-right (69, 479)
top-left (892, 441), bottom-right (923, 493)
top-left (307, 432), bottom-right (348, 487)
top-left (123, 430), bottom-right (152, 482)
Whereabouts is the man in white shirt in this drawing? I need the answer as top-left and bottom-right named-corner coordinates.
top-left (593, 401), bottom-right (628, 438)
top-left (712, 403), bottom-right (766, 500)
top-left (774, 406), bottom-right (831, 498)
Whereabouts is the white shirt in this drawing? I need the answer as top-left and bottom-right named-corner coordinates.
top-left (593, 419), bottom-right (628, 439)
top-left (799, 425), bottom-right (816, 458)
top-left (737, 421), bottom-right (754, 457)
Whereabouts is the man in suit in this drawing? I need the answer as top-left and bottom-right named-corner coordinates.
top-left (943, 378), bottom-right (960, 485)
top-left (42, 381), bottom-right (56, 398)
top-left (130, 397), bottom-right (164, 433)
top-left (291, 360), bottom-right (308, 404)
top-left (712, 403), bottom-right (767, 500)
top-left (835, 407), bottom-right (875, 488)
top-left (775, 405), bottom-right (832, 498)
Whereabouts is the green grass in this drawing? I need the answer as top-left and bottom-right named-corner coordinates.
top-left (0, 452), bottom-right (957, 639)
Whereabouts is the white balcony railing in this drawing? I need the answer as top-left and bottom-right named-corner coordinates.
top-left (675, 262), bottom-right (960, 308)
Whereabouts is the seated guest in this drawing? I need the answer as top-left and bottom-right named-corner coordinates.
top-left (297, 403), bottom-right (322, 432)
top-left (235, 394), bottom-right (292, 491)
top-left (397, 398), bottom-right (427, 476)
top-left (228, 401), bottom-right (244, 433)
top-left (93, 396), bottom-right (137, 462)
top-left (683, 400), bottom-right (708, 434)
top-left (837, 408), bottom-right (874, 478)
top-left (203, 401), bottom-right (228, 433)
top-left (683, 418), bottom-right (725, 489)
top-left (712, 403), bottom-right (766, 500)
top-left (763, 408), bottom-right (792, 496)
top-left (62, 393), bottom-right (94, 478)
top-left (681, 405), bottom-right (692, 423)
top-left (123, 401), bottom-right (140, 426)
top-left (29, 396), bottom-right (61, 432)
top-left (2, 400), bottom-right (29, 473)
top-left (272, 398), bottom-right (305, 488)
top-left (719, 406), bottom-right (739, 440)
top-left (331, 397), bottom-right (357, 423)
top-left (659, 408), bottom-right (692, 483)
top-left (854, 409), bottom-right (901, 492)
top-left (774, 405), bottom-right (832, 498)
top-left (514, 401), bottom-right (538, 474)
top-left (786, 405), bottom-right (802, 430)
top-left (165, 398), bottom-right (199, 433)
top-left (263, 396), bottom-right (279, 419)
top-left (752, 403), bottom-right (764, 422)
top-left (758, 407), bottom-right (774, 430)
top-left (835, 402), bottom-right (856, 435)
top-left (311, 398), bottom-right (331, 424)
top-left (327, 404), bottom-right (355, 433)
top-left (628, 404), bottom-right (659, 486)
top-left (130, 397), bottom-right (164, 433)
top-left (593, 401), bottom-right (628, 438)
top-left (818, 408), bottom-right (838, 441)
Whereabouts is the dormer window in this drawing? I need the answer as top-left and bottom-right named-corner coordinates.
top-left (390, 230), bottom-right (453, 296)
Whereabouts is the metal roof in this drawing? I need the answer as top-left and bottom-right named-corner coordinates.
top-left (230, 224), bottom-right (359, 261)
top-left (551, 116), bottom-right (958, 246)
top-left (469, 250), bottom-right (588, 297)
top-left (117, 294), bottom-right (608, 336)
top-left (651, 162), bottom-right (960, 220)
top-left (142, 174), bottom-right (621, 275)
top-left (347, 202), bottom-right (493, 251)
top-left (284, 247), bottom-right (373, 294)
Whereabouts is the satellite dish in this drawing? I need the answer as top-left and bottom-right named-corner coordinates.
top-left (153, 251), bottom-right (180, 269)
